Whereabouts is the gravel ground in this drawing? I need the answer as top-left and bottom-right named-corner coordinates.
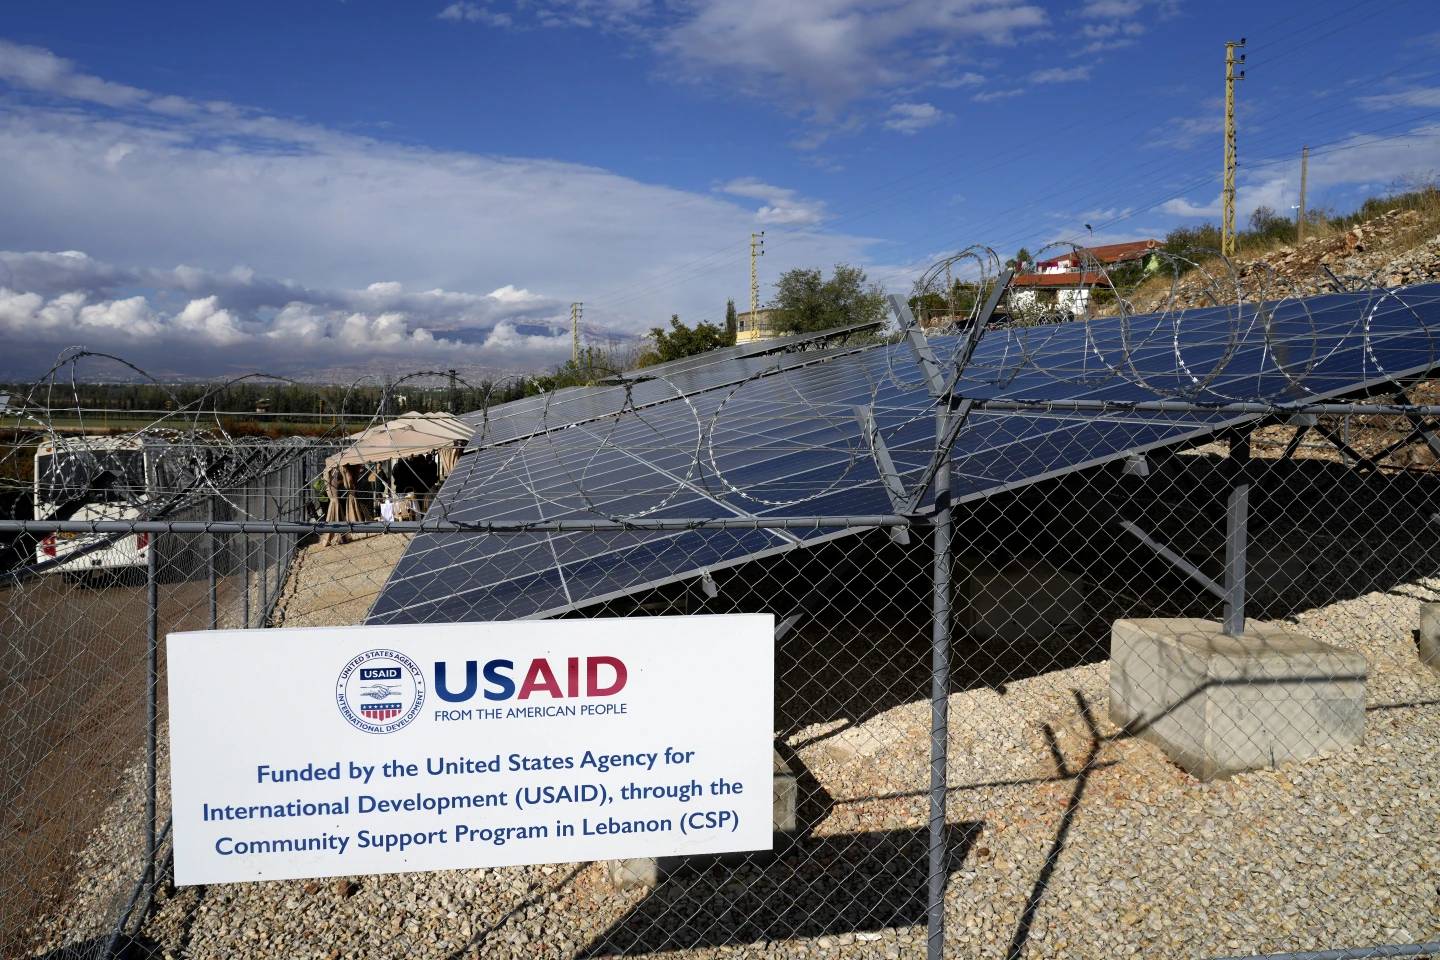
top-left (271, 533), bottom-right (413, 628)
top-left (21, 563), bottom-right (1440, 959)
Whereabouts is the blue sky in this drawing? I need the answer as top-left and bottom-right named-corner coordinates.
top-left (0, 0), bottom-right (1437, 378)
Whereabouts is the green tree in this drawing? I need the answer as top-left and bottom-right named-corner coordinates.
top-left (907, 279), bottom-right (980, 325)
top-left (1248, 205), bottom-right (1295, 244)
top-left (724, 298), bottom-right (738, 345)
top-left (1005, 247), bottom-right (1033, 271)
top-left (772, 263), bottom-right (887, 334)
top-left (635, 315), bottom-right (729, 367)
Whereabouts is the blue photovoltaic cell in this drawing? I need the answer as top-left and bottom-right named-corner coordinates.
top-left (368, 284), bottom-right (1440, 624)
top-left (463, 324), bottom-right (876, 450)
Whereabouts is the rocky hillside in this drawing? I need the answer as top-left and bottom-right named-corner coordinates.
top-left (1127, 208), bottom-right (1440, 312)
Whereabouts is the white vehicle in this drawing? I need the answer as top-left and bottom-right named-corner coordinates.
top-left (33, 436), bottom-right (174, 573)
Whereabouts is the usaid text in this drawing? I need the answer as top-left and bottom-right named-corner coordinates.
top-left (168, 616), bottom-right (774, 884)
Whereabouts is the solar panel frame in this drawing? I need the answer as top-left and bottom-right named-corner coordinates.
top-left (461, 323), bottom-right (881, 451)
top-left (368, 284), bottom-right (1440, 625)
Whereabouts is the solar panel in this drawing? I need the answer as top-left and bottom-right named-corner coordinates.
top-left (369, 284), bottom-right (1440, 625)
top-left (462, 323), bottom-right (879, 450)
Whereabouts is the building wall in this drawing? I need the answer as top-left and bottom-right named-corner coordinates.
top-left (735, 308), bottom-right (780, 343)
top-left (1010, 286), bottom-right (1091, 316)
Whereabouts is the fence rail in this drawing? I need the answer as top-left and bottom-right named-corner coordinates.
top-left (6, 282), bottom-right (1440, 956)
top-left (5, 420), bottom-right (1440, 959)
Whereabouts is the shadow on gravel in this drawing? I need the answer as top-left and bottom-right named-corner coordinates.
top-left (583, 451), bottom-right (1440, 770)
top-left (579, 821), bottom-right (982, 956)
top-left (28, 932), bottom-right (163, 960)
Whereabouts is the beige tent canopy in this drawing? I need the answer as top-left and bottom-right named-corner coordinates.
top-left (324, 411), bottom-right (472, 472)
top-left (320, 412), bottom-right (470, 542)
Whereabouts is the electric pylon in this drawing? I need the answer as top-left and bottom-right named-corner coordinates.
top-left (749, 231), bottom-right (765, 321)
top-left (1222, 38), bottom-right (1246, 257)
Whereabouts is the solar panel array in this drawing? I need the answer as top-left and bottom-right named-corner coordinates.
top-left (465, 323), bottom-right (878, 450)
top-left (369, 284), bottom-right (1440, 624)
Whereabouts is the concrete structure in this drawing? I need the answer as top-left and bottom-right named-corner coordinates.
top-left (1419, 603), bottom-right (1440, 674)
top-left (1109, 618), bottom-right (1366, 780)
top-left (605, 748), bottom-right (800, 890)
top-left (734, 307), bottom-right (781, 344)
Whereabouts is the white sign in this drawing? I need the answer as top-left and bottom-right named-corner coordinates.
top-left (167, 614), bottom-right (774, 885)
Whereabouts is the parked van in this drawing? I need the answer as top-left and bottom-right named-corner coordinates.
top-left (32, 436), bottom-right (179, 573)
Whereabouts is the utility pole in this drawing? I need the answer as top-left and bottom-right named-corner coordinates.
top-left (944, 261), bottom-right (953, 324)
top-left (749, 231), bottom-right (765, 322)
top-left (569, 302), bottom-right (583, 366)
top-left (1222, 37), bottom-right (1246, 257)
top-left (1297, 145), bottom-right (1309, 243)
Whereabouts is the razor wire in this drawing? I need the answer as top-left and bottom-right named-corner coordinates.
top-left (5, 432), bottom-right (1440, 960)
top-left (5, 255), bottom-right (1440, 533)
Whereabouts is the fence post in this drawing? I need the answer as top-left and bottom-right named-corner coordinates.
top-left (259, 473), bottom-right (270, 625)
top-left (927, 406), bottom-right (953, 960)
top-left (145, 532), bottom-right (159, 902)
top-left (242, 483), bottom-right (251, 629)
top-left (1224, 432), bottom-right (1250, 636)
top-left (207, 497), bottom-right (218, 630)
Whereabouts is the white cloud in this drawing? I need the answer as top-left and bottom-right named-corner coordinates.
top-left (882, 101), bottom-right (950, 134)
top-left (174, 296), bottom-right (247, 346)
top-left (1358, 87), bottom-right (1440, 110)
top-left (1080, 0), bottom-right (1144, 15)
top-left (660, 0), bottom-right (1046, 118)
top-left (436, 1), bottom-right (1047, 120)
top-left (0, 39), bottom-right (148, 108)
top-left (0, 279), bottom-right (585, 377)
top-left (1148, 100), bottom-right (1224, 149)
top-left (1030, 65), bottom-right (1090, 83)
top-left (437, 1), bottom-right (514, 27)
top-left (718, 178), bottom-right (828, 225)
top-left (1160, 196), bottom-right (1221, 218)
top-left (934, 71), bottom-right (986, 89)
top-left (1158, 123), bottom-right (1440, 225)
top-left (972, 87), bottom-right (1025, 102)
top-left (0, 44), bottom-right (880, 374)
top-left (486, 284), bottom-right (544, 304)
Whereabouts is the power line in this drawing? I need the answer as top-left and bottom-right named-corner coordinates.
top-left (587, 4), bottom-right (1435, 317)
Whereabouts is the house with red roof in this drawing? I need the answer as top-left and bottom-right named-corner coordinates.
top-left (1009, 239), bottom-right (1161, 317)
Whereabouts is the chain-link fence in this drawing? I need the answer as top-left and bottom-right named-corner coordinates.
top-left (5, 273), bottom-right (1440, 958)
top-left (4, 403), bottom-right (1440, 960)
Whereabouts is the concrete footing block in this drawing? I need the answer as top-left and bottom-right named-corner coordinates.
top-left (604, 748), bottom-right (799, 891)
top-left (1109, 617), bottom-right (1367, 780)
top-left (1419, 604), bottom-right (1440, 674)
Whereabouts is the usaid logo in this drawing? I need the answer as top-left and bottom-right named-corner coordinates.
top-left (336, 649), bottom-right (426, 734)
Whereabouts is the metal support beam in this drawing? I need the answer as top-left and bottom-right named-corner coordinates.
top-left (855, 405), bottom-right (910, 511)
top-left (1119, 519), bottom-right (1226, 601)
top-left (144, 535), bottom-right (159, 905)
top-left (972, 269), bottom-right (1014, 336)
top-left (1222, 483), bottom-right (1249, 636)
top-left (774, 611), bottom-right (804, 644)
top-left (904, 327), bottom-right (946, 397)
top-left (926, 408), bottom-right (953, 960)
top-left (1394, 389), bottom-right (1440, 461)
top-left (207, 497), bottom-right (218, 630)
top-left (1280, 425), bottom-right (1310, 460)
top-left (888, 293), bottom-right (918, 331)
top-left (242, 485), bottom-right (251, 628)
top-left (1313, 420), bottom-right (1378, 470)
top-left (0, 515), bottom-right (915, 535)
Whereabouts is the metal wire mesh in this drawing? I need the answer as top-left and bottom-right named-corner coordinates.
top-left (5, 274), bottom-right (1440, 958)
top-left (4, 419), bottom-right (1440, 958)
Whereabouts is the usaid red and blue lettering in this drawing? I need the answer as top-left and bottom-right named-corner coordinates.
top-left (434, 656), bottom-right (627, 702)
